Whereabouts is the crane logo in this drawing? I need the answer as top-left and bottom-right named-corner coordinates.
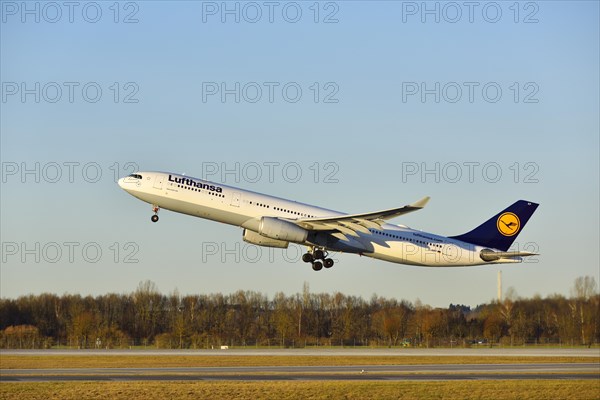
top-left (497, 212), bottom-right (520, 236)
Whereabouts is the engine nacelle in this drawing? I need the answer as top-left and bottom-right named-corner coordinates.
top-left (243, 229), bottom-right (289, 249)
top-left (258, 217), bottom-right (308, 243)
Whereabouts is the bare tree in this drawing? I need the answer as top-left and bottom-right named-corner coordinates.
top-left (571, 276), bottom-right (598, 346)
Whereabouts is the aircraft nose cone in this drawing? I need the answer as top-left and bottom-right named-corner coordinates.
top-left (117, 177), bottom-right (126, 189)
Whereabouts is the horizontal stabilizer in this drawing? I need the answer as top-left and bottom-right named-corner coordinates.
top-left (480, 249), bottom-right (538, 262)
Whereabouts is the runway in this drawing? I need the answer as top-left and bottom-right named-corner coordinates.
top-left (2, 348), bottom-right (598, 382)
top-left (2, 363), bottom-right (598, 382)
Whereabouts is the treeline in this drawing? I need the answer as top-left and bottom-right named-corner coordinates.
top-left (1, 277), bottom-right (598, 349)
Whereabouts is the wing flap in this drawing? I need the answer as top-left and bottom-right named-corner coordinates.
top-left (325, 223), bottom-right (359, 237)
top-left (353, 219), bottom-right (383, 230)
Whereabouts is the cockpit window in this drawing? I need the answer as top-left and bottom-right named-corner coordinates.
top-left (128, 174), bottom-right (143, 179)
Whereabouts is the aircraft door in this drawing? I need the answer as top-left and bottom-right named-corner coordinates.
top-left (153, 175), bottom-right (164, 190)
top-left (230, 192), bottom-right (241, 207)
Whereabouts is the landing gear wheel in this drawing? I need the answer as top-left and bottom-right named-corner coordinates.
top-left (314, 249), bottom-right (325, 260)
top-left (312, 261), bottom-right (323, 271)
top-left (324, 258), bottom-right (334, 268)
top-left (151, 205), bottom-right (160, 223)
top-left (302, 253), bottom-right (314, 263)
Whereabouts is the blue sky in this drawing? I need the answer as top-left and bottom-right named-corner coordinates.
top-left (1, 1), bottom-right (598, 307)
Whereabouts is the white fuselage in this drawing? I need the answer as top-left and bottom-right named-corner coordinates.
top-left (118, 171), bottom-right (518, 267)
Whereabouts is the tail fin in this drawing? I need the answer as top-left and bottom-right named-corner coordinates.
top-left (449, 200), bottom-right (539, 251)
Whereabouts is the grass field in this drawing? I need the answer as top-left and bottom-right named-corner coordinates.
top-left (1, 355), bottom-right (596, 369)
top-left (1, 380), bottom-right (599, 400)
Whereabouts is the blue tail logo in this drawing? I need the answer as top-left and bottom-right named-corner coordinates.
top-left (450, 200), bottom-right (539, 251)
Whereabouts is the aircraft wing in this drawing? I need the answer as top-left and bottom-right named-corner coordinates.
top-left (294, 196), bottom-right (430, 237)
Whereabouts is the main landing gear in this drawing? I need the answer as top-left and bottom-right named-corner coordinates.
top-left (151, 205), bottom-right (160, 222)
top-left (302, 247), bottom-right (334, 271)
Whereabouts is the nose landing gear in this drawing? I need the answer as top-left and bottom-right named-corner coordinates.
top-left (303, 246), bottom-right (334, 271)
top-left (151, 205), bottom-right (160, 222)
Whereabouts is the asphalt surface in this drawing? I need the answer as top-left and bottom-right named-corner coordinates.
top-left (2, 363), bottom-right (598, 382)
top-left (2, 348), bottom-right (598, 382)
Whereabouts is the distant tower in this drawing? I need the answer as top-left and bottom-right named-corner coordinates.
top-left (497, 271), bottom-right (502, 302)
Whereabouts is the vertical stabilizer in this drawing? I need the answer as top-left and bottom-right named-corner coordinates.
top-left (449, 200), bottom-right (539, 251)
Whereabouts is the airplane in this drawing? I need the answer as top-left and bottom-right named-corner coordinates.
top-left (118, 171), bottom-right (539, 270)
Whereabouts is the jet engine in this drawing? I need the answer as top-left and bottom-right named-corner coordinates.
top-left (258, 217), bottom-right (308, 243)
top-left (243, 229), bottom-right (289, 248)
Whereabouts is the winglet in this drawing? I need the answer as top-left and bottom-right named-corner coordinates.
top-left (410, 196), bottom-right (430, 209)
